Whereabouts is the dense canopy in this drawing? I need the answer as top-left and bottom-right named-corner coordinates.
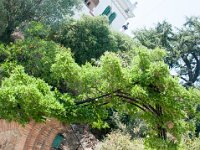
top-left (0, 2), bottom-right (200, 148)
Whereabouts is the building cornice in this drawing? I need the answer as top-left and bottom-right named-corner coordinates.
top-left (112, 0), bottom-right (135, 19)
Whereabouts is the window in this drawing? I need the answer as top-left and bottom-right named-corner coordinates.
top-left (109, 12), bottom-right (117, 24)
top-left (102, 6), bottom-right (111, 16)
top-left (102, 6), bottom-right (117, 24)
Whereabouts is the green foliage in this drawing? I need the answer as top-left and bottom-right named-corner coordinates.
top-left (22, 21), bottom-right (51, 39)
top-left (133, 21), bottom-right (176, 67)
top-left (0, 0), bottom-right (82, 42)
top-left (0, 62), bottom-right (17, 84)
top-left (134, 17), bottom-right (200, 139)
top-left (110, 112), bottom-right (147, 138)
top-left (0, 13), bottom-right (199, 149)
top-left (0, 43), bottom-right (10, 63)
top-left (129, 48), bottom-right (197, 146)
top-left (98, 130), bottom-right (144, 150)
top-left (6, 38), bottom-right (62, 83)
top-left (51, 46), bottom-right (199, 148)
top-left (144, 136), bottom-right (179, 150)
top-left (133, 17), bottom-right (200, 87)
top-left (100, 52), bottom-right (125, 91)
top-left (51, 49), bottom-right (81, 93)
top-left (112, 31), bottom-right (136, 52)
top-left (175, 17), bottom-right (200, 87)
top-left (52, 15), bottom-right (117, 64)
top-left (0, 66), bottom-right (65, 124)
top-left (52, 16), bottom-right (135, 64)
top-left (181, 135), bottom-right (200, 150)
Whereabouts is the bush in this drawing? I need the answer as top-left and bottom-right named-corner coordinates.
top-left (181, 135), bottom-right (200, 150)
top-left (111, 112), bottom-right (147, 138)
top-left (7, 38), bottom-right (62, 83)
top-left (97, 130), bottom-right (144, 150)
top-left (0, 66), bottom-right (65, 124)
top-left (22, 21), bottom-right (50, 39)
top-left (0, 43), bottom-right (10, 63)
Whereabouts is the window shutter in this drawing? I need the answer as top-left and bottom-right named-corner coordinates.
top-left (109, 12), bottom-right (117, 24)
top-left (102, 6), bottom-right (111, 16)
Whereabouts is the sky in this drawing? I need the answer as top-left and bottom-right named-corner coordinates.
top-left (128, 0), bottom-right (200, 32)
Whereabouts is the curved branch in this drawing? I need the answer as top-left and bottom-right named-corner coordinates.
top-left (75, 90), bottom-right (121, 105)
top-left (116, 91), bottom-right (159, 115)
top-left (115, 93), bottom-right (158, 114)
top-left (115, 93), bottom-right (147, 112)
top-left (75, 90), bottom-right (159, 116)
top-left (75, 92), bottom-right (114, 105)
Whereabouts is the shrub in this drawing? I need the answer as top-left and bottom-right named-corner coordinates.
top-left (97, 130), bottom-right (144, 150)
top-left (181, 135), bottom-right (200, 150)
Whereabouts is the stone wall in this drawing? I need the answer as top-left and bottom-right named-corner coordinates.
top-left (0, 119), bottom-right (67, 150)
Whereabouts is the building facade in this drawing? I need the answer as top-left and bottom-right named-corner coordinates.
top-left (80, 0), bottom-right (137, 31)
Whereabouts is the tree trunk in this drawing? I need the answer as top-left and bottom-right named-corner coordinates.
top-left (156, 104), bottom-right (167, 140)
top-left (0, 24), bottom-right (14, 43)
top-left (157, 126), bottom-right (167, 140)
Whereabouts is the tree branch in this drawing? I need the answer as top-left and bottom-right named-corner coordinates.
top-left (76, 89), bottom-right (159, 116)
top-left (182, 54), bottom-right (193, 82)
top-left (116, 90), bottom-right (158, 115)
top-left (192, 53), bottom-right (200, 83)
top-left (180, 76), bottom-right (193, 84)
top-left (115, 94), bottom-right (147, 112)
top-left (75, 91), bottom-right (118, 105)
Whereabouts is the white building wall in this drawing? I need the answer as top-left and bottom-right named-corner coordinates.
top-left (93, 0), bottom-right (126, 30)
top-left (75, 0), bottom-right (136, 31)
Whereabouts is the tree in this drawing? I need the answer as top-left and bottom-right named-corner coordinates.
top-left (0, 36), bottom-right (199, 148)
top-left (52, 16), bottom-right (117, 64)
top-left (0, 66), bottom-right (65, 124)
top-left (134, 17), bottom-right (200, 87)
top-left (22, 21), bottom-right (51, 39)
top-left (0, 0), bottom-right (82, 42)
top-left (133, 21), bottom-right (176, 67)
top-left (0, 14), bottom-right (199, 149)
top-left (51, 47), bottom-right (199, 148)
top-left (51, 16), bottom-right (135, 64)
top-left (4, 38), bottom-right (60, 83)
top-left (174, 17), bottom-right (200, 87)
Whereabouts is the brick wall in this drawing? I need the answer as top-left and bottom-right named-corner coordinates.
top-left (0, 119), bottom-right (67, 150)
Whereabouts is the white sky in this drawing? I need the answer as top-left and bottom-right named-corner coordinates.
top-left (128, 0), bottom-right (200, 32)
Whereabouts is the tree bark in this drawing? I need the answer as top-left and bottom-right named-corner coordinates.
top-left (156, 104), bottom-right (167, 140)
